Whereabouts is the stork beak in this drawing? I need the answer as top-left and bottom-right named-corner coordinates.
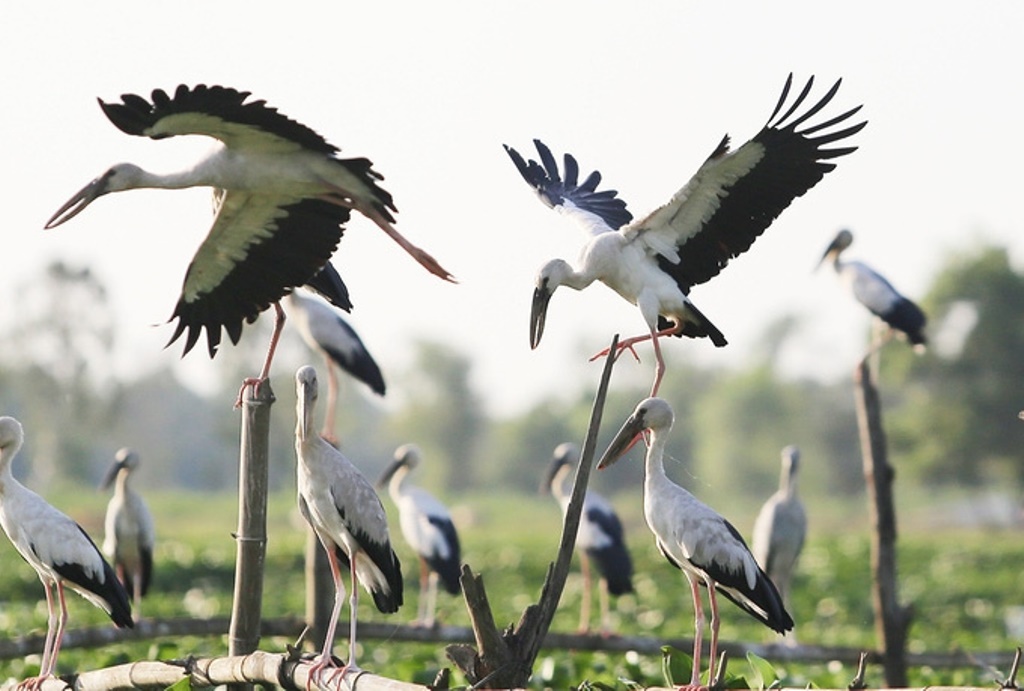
top-left (815, 241), bottom-right (839, 272)
top-left (597, 412), bottom-right (646, 470)
top-left (99, 458), bottom-right (127, 491)
top-left (530, 281), bottom-right (553, 349)
top-left (45, 172), bottom-right (113, 229)
top-left (539, 456), bottom-right (565, 495)
top-left (295, 366), bottom-right (318, 443)
top-left (376, 458), bottom-right (404, 490)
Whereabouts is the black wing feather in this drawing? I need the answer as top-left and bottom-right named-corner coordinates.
top-left (48, 527), bottom-right (133, 629)
top-left (424, 515), bottom-right (462, 595)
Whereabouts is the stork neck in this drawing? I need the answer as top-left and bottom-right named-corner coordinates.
top-left (643, 431), bottom-right (671, 484)
top-left (388, 465), bottom-right (410, 500)
top-left (549, 464), bottom-right (572, 505)
top-left (780, 466), bottom-right (798, 498)
top-left (115, 469), bottom-right (132, 496)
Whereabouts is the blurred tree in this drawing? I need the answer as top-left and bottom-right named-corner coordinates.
top-left (886, 243), bottom-right (1024, 487)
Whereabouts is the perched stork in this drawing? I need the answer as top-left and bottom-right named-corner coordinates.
top-left (818, 229), bottom-right (927, 353)
top-left (100, 447), bottom-right (156, 621)
top-left (287, 290), bottom-right (385, 444)
top-left (598, 399), bottom-right (792, 688)
top-left (376, 444), bottom-right (462, 627)
top-left (0, 417), bottom-right (133, 690)
top-left (45, 85), bottom-right (455, 404)
top-left (751, 445), bottom-right (806, 613)
top-left (505, 74), bottom-right (865, 396)
top-left (294, 366), bottom-right (402, 684)
top-left (541, 442), bottom-right (633, 634)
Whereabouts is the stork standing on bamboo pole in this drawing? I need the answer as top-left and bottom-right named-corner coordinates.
top-left (0, 417), bottom-right (133, 690)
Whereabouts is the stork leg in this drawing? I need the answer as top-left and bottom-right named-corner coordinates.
top-left (706, 580), bottom-right (721, 685)
top-left (590, 323), bottom-right (679, 397)
top-left (578, 552), bottom-right (593, 633)
top-left (341, 549), bottom-right (363, 675)
top-left (684, 572), bottom-right (705, 690)
top-left (424, 572), bottom-right (439, 629)
top-left (306, 546), bottom-right (346, 691)
top-left (415, 556), bottom-right (430, 626)
top-left (598, 577), bottom-right (612, 636)
top-left (235, 302), bottom-right (287, 408)
top-left (18, 581), bottom-right (60, 691)
top-left (320, 359), bottom-right (340, 445)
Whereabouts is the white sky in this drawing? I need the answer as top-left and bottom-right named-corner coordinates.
top-left (3, 2), bottom-right (1022, 416)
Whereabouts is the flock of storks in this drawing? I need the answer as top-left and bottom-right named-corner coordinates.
top-left (0, 73), bottom-right (930, 690)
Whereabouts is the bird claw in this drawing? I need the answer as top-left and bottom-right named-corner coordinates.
top-left (234, 378), bottom-right (263, 408)
top-left (589, 341), bottom-right (642, 364)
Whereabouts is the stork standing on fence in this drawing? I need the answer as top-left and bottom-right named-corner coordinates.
top-left (100, 447), bottom-right (156, 622)
top-left (45, 85), bottom-right (454, 405)
top-left (505, 74), bottom-right (865, 396)
top-left (294, 366), bottom-right (402, 685)
top-left (377, 444), bottom-right (461, 627)
top-left (752, 445), bottom-right (806, 614)
top-left (0, 417), bottom-right (133, 690)
top-left (287, 290), bottom-right (386, 444)
top-left (598, 398), bottom-right (792, 688)
top-left (818, 229), bottom-right (927, 353)
top-left (541, 441), bottom-right (633, 634)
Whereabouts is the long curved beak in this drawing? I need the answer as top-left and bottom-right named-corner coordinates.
top-left (597, 412), bottom-right (646, 470)
top-left (296, 366), bottom-right (318, 443)
top-left (45, 173), bottom-right (112, 229)
top-left (99, 458), bottom-right (127, 491)
top-left (375, 458), bottom-right (404, 490)
top-left (530, 281), bottom-right (553, 349)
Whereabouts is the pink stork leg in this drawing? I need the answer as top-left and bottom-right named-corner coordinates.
top-left (306, 545), bottom-right (345, 691)
top-left (235, 302), bottom-right (287, 408)
top-left (706, 580), bottom-right (721, 685)
top-left (18, 581), bottom-right (60, 691)
top-left (320, 358), bottom-right (340, 445)
top-left (683, 572), bottom-right (705, 690)
top-left (589, 322), bottom-right (680, 397)
top-left (578, 551), bottom-right (593, 633)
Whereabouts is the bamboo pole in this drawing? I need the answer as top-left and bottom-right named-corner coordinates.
top-left (227, 380), bottom-right (275, 691)
top-left (853, 355), bottom-right (913, 687)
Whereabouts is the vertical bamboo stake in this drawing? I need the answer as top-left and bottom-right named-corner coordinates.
top-left (853, 356), bottom-right (912, 687)
top-left (228, 380), bottom-right (274, 691)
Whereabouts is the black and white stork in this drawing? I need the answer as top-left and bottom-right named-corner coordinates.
top-left (598, 399), bottom-right (792, 688)
top-left (818, 229), bottom-right (927, 353)
top-left (100, 447), bottom-right (156, 622)
top-left (541, 441), bottom-right (633, 634)
top-left (45, 85), bottom-right (454, 404)
top-left (287, 290), bottom-right (385, 444)
top-left (294, 365), bottom-right (402, 684)
top-left (0, 417), bottom-right (133, 690)
top-left (376, 444), bottom-right (462, 628)
top-left (751, 445), bottom-right (806, 613)
top-left (505, 74), bottom-right (866, 396)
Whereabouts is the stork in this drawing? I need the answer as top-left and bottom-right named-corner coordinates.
top-left (294, 366), bottom-right (402, 685)
top-left (100, 447), bottom-right (156, 622)
top-left (818, 229), bottom-right (927, 353)
top-left (541, 441), bottom-right (633, 634)
top-left (287, 290), bottom-right (385, 444)
top-left (376, 444), bottom-right (462, 628)
top-left (0, 417), bottom-right (133, 690)
top-left (505, 74), bottom-right (866, 396)
top-left (45, 85), bottom-right (455, 405)
top-left (751, 445), bottom-right (806, 614)
top-left (597, 399), bottom-right (792, 688)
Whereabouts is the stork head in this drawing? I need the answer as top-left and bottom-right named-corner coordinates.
top-left (781, 444), bottom-right (800, 475)
top-left (295, 365), bottom-right (320, 443)
top-left (816, 228), bottom-right (854, 271)
top-left (44, 164), bottom-right (146, 229)
top-left (376, 443), bottom-right (422, 489)
top-left (530, 259), bottom-right (573, 349)
top-left (540, 441), bottom-right (579, 494)
top-left (0, 416), bottom-right (25, 469)
top-left (100, 447), bottom-right (140, 490)
top-left (597, 397), bottom-right (674, 469)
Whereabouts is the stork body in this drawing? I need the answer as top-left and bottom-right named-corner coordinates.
top-left (506, 74), bottom-right (865, 395)
top-left (101, 448), bottom-right (156, 621)
top-left (46, 85), bottom-right (453, 404)
top-left (542, 442), bottom-right (633, 634)
top-left (287, 291), bottom-right (385, 444)
top-left (752, 445), bottom-right (806, 613)
top-left (0, 417), bottom-right (132, 690)
top-left (819, 229), bottom-right (927, 352)
top-left (377, 444), bottom-right (461, 627)
top-left (598, 399), bottom-right (792, 688)
top-left (294, 366), bottom-right (402, 684)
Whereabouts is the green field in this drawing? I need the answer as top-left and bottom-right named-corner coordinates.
top-left (0, 487), bottom-right (1020, 689)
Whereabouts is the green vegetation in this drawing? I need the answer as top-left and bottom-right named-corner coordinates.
top-left (0, 488), bottom-right (1018, 689)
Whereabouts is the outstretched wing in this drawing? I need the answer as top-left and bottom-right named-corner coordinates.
top-left (504, 139), bottom-right (633, 236)
top-left (628, 74), bottom-right (866, 291)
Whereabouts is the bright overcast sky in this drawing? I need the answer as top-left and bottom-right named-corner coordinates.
top-left (3, 3), bottom-right (1022, 416)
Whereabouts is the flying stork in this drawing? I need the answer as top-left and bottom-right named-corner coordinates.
top-left (45, 84), bottom-right (455, 404)
top-left (376, 443), bottom-right (462, 628)
top-left (100, 447), bottom-right (156, 621)
top-left (541, 441), bottom-right (633, 635)
top-left (287, 290), bottom-right (385, 444)
top-left (818, 229), bottom-right (927, 353)
top-left (294, 365), bottom-right (402, 684)
top-left (505, 74), bottom-right (866, 396)
top-left (597, 399), bottom-right (792, 688)
top-left (751, 445), bottom-right (806, 613)
top-left (0, 417), bottom-right (133, 690)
